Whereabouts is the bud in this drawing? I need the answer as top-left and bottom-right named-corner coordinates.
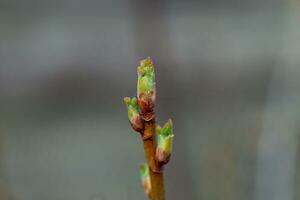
top-left (137, 57), bottom-right (156, 121)
top-left (139, 163), bottom-right (152, 198)
top-left (124, 97), bottom-right (144, 133)
top-left (156, 119), bottom-right (174, 164)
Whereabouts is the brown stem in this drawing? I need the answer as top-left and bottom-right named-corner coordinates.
top-left (143, 120), bottom-right (165, 200)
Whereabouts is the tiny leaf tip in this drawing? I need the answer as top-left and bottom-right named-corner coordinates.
top-left (139, 57), bottom-right (153, 68)
top-left (163, 119), bottom-right (173, 130)
top-left (156, 125), bottom-right (162, 132)
top-left (123, 97), bottom-right (130, 104)
top-left (167, 119), bottom-right (173, 125)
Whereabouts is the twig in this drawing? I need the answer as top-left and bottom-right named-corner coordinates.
top-left (143, 120), bottom-right (165, 200)
top-left (124, 57), bottom-right (174, 200)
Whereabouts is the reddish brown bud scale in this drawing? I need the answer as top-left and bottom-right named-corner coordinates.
top-left (138, 90), bottom-right (156, 121)
top-left (131, 114), bottom-right (144, 133)
top-left (155, 148), bottom-right (171, 165)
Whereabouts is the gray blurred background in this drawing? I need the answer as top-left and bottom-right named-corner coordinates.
top-left (0, 0), bottom-right (300, 200)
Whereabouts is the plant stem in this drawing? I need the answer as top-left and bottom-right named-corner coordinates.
top-left (143, 120), bottom-right (165, 200)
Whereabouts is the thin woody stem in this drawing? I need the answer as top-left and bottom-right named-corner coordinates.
top-left (124, 57), bottom-right (170, 200)
top-left (143, 120), bottom-right (165, 200)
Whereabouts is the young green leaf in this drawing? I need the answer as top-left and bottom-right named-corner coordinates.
top-left (124, 97), bottom-right (144, 132)
top-left (156, 119), bottom-right (174, 164)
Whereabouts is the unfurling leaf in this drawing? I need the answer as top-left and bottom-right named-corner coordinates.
top-left (124, 97), bottom-right (144, 132)
top-left (156, 119), bottom-right (174, 164)
top-left (137, 57), bottom-right (156, 121)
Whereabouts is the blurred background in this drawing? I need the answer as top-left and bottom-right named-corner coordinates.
top-left (0, 0), bottom-right (300, 199)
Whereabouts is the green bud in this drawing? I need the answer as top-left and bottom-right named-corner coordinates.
top-left (139, 163), bottom-right (151, 198)
top-left (124, 97), bottom-right (144, 132)
top-left (156, 119), bottom-right (174, 163)
top-left (137, 57), bottom-right (156, 121)
top-left (139, 163), bottom-right (150, 180)
top-left (137, 57), bottom-right (155, 95)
